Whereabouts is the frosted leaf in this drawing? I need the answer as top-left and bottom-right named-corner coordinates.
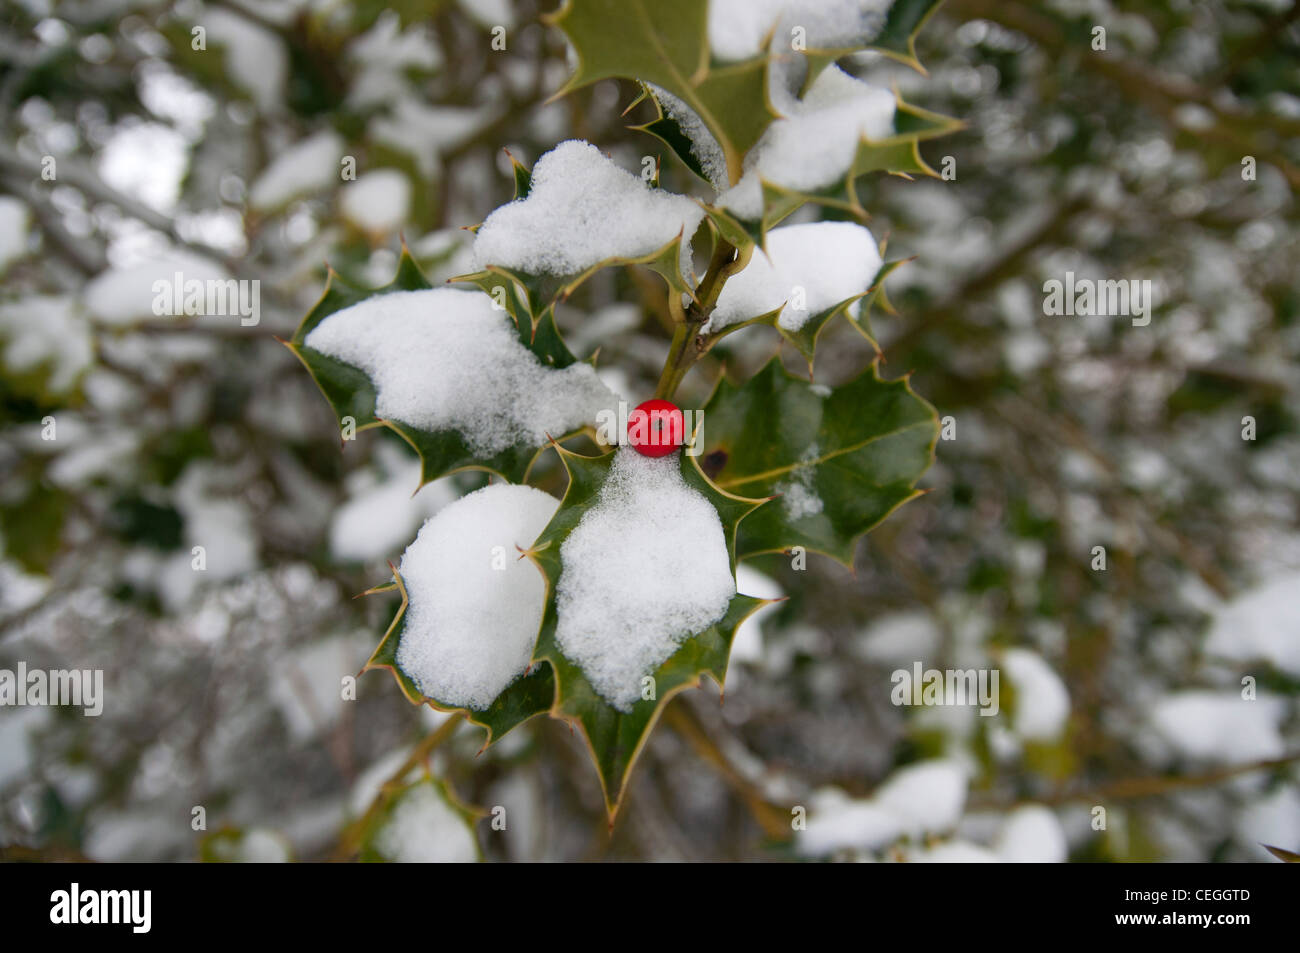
top-left (718, 66), bottom-right (896, 219)
top-left (396, 484), bottom-right (559, 710)
top-left (472, 140), bottom-right (704, 279)
top-left (704, 221), bottom-right (882, 332)
top-left (556, 450), bottom-right (736, 711)
top-left (708, 0), bottom-right (891, 63)
top-left (646, 84), bottom-right (729, 191)
top-left (249, 130), bottom-right (344, 210)
top-left (304, 288), bottom-right (615, 456)
top-left (373, 783), bottom-right (478, 863)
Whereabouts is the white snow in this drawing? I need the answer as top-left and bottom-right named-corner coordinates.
top-left (706, 221), bottom-right (881, 332)
top-left (370, 99), bottom-right (500, 178)
top-left (82, 250), bottom-right (231, 326)
top-left (647, 84), bottom-right (729, 190)
top-left (205, 8), bottom-right (287, 113)
top-left (856, 610), bottom-right (941, 665)
top-left (873, 758), bottom-right (969, 835)
top-left (555, 449), bottom-right (736, 711)
top-left (1205, 571), bottom-right (1300, 677)
top-left (346, 11), bottom-right (442, 109)
top-left (708, 0), bottom-right (891, 62)
top-left (339, 169), bottom-right (410, 235)
top-left (719, 66), bottom-right (896, 219)
top-left (730, 564), bottom-right (784, 664)
top-left (1149, 691), bottom-right (1287, 765)
top-left (304, 288), bottom-right (615, 455)
top-left (0, 295), bottom-right (93, 395)
top-left (994, 805), bottom-right (1068, 862)
top-left (396, 484), bottom-right (558, 710)
top-left (249, 130), bottom-right (345, 210)
top-left (774, 443), bottom-right (826, 517)
top-left (0, 196), bottom-right (30, 273)
top-left (796, 758), bottom-right (968, 856)
top-left (329, 453), bottom-right (458, 563)
top-left (372, 782), bottom-right (478, 863)
top-left (1235, 785), bottom-right (1300, 862)
top-left (472, 140), bottom-right (704, 279)
top-left (1001, 648), bottom-right (1071, 742)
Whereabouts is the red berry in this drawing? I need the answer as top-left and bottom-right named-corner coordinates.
top-left (627, 399), bottom-right (684, 457)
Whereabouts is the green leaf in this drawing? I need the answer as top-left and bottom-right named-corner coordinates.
top-left (775, 256), bottom-right (910, 372)
top-left (523, 446), bottom-right (771, 818)
top-left (453, 230), bottom-right (694, 330)
top-left (630, 86), bottom-right (715, 186)
top-left (707, 96), bottom-right (963, 244)
top-left (361, 567), bottom-right (556, 749)
top-left (546, 0), bottom-right (777, 184)
top-left (868, 0), bottom-right (948, 72)
top-left (698, 357), bottom-right (938, 565)
top-left (286, 247), bottom-right (585, 486)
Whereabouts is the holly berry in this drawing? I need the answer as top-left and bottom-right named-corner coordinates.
top-left (627, 398), bottom-right (684, 457)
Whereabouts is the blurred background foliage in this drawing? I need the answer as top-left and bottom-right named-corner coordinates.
top-left (0, 0), bottom-right (1297, 861)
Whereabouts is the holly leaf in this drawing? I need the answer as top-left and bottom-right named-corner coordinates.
top-left (523, 446), bottom-right (771, 819)
top-left (776, 256), bottom-right (910, 373)
top-left (545, 0), bottom-right (777, 185)
top-left (452, 151), bottom-right (698, 326)
top-left (360, 568), bottom-right (557, 749)
top-left (698, 357), bottom-right (938, 565)
top-left (285, 247), bottom-right (588, 486)
top-left (869, 0), bottom-right (948, 72)
top-left (708, 96), bottom-right (963, 245)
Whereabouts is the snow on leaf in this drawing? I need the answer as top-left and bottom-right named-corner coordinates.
top-left (523, 445), bottom-right (771, 818)
top-left (461, 141), bottom-right (703, 321)
top-left (287, 248), bottom-right (614, 485)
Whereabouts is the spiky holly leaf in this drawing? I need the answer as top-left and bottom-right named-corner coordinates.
top-left (453, 231), bottom-right (694, 330)
top-left (357, 774), bottom-right (482, 863)
top-left (360, 569), bottom-right (556, 748)
top-left (698, 358), bottom-right (937, 565)
top-left (286, 248), bottom-right (589, 486)
top-left (453, 148), bottom-right (698, 326)
top-left (869, 0), bottom-right (948, 71)
top-left (775, 257), bottom-right (910, 373)
top-left (545, 0), bottom-right (777, 185)
top-left (523, 446), bottom-right (770, 818)
top-left (706, 97), bottom-right (962, 246)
